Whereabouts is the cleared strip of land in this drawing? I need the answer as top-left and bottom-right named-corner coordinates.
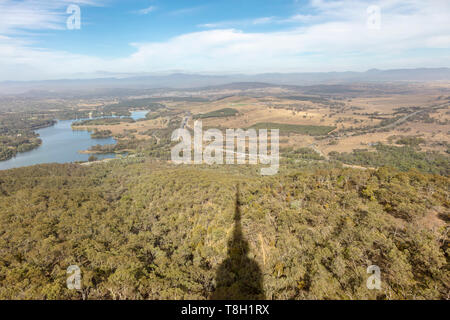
top-left (250, 122), bottom-right (336, 136)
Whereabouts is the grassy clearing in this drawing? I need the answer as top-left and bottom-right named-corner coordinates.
top-left (250, 122), bottom-right (336, 136)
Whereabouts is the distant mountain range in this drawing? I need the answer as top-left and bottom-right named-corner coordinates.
top-left (0, 68), bottom-right (449, 95)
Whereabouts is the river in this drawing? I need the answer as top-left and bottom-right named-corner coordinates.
top-left (0, 111), bottom-right (148, 170)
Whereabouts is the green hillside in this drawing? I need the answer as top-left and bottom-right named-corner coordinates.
top-left (0, 160), bottom-right (447, 299)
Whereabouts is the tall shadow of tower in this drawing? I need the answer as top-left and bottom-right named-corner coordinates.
top-left (211, 185), bottom-right (264, 300)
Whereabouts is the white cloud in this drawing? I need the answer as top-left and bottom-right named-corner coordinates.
top-left (135, 5), bottom-right (157, 15)
top-left (252, 17), bottom-right (275, 25)
top-left (0, 0), bottom-right (105, 34)
top-left (198, 16), bottom-right (276, 28)
top-left (0, 0), bottom-right (449, 80)
top-left (168, 6), bottom-right (205, 16)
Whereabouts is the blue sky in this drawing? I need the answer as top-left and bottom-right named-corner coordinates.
top-left (39, 0), bottom-right (305, 58)
top-left (0, 0), bottom-right (449, 80)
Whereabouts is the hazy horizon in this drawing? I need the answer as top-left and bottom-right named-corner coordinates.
top-left (1, 67), bottom-right (449, 95)
top-left (1, 66), bottom-right (449, 82)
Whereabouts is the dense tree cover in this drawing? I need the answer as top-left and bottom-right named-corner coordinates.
top-left (0, 115), bottom-right (55, 160)
top-left (193, 108), bottom-right (239, 119)
top-left (283, 96), bottom-right (330, 103)
top-left (103, 99), bottom-right (165, 112)
top-left (0, 161), bottom-right (447, 300)
top-left (394, 136), bottom-right (426, 147)
top-left (145, 109), bottom-right (181, 120)
top-left (72, 118), bottom-right (135, 127)
top-left (329, 144), bottom-right (450, 176)
top-left (88, 155), bottom-right (98, 162)
top-left (81, 117), bottom-right (181, 159)
top-left (283, 147), bottom-right (325, 161)
top-left (88, 141), bottom-right (136, 154)
top-left (90, 130), bottom-right (113, 139)
top-left (0, 135), bottom-right (42, 161)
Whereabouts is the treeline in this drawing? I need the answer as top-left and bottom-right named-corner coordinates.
top-left (72, 118), bottom-right (135, 126)
top-left (282, 95), bottom-right (330, 103)
top-left (329, 144), bottom-right (450, 175)
top-left (0, 115), bottom-right (55, 160)
top-left (90, 130), bottom-right (113, 139)
top-left (0, 162), bottom-right (447, 299)
top-left (283, 147), bottom-right (325, 161)
top-left (389, 135), bottom-right (426, 147)
top-left (193, 108), bottom-right (239, 119)
top-left (101, 99), bottom-right (165, 115)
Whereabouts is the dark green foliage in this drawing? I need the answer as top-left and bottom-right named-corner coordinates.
top-left (72, 118), bottom-right (135, 126)
top-left (88, 139), bottom-right (139, 154)
top-left (395, 136), bottom-right (426, 147)
top-left (0, 162), bottom-right (447, 300)
top-left (194, 108), bottom-right (239, 119)
top-left (282, 96), bottom-right (329, 103)
top-left (330, 144), bottom-right (450, 175)
top-left (0, 115), bottom-right (55, 160)
top-left (112, 99), bottom-right (165, 109)
top-left (90, 130), bottom-right (112, 139)
top-left (284, 147), bottom-right (325, 160)
top-left (211, 186), bottom-right (264, 299)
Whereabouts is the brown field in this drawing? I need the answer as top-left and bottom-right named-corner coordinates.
top-left (75, 82), bottom-right (450, 156)
top-left (76, 118), bottom-right (169, 140)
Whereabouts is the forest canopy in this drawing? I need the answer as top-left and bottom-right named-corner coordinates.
top-left (0, 160), bottom-right (447, 300)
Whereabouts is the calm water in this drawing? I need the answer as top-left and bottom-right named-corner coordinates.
top-left (130, 110), bottom-right (149, 120)
top-left (0, 111), bottom-right (148, 170)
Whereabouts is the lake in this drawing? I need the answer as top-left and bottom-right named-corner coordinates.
top-left (130, 110), bottom-right (149, 120)
top-left (0, 111), bottom-right (148, 170)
